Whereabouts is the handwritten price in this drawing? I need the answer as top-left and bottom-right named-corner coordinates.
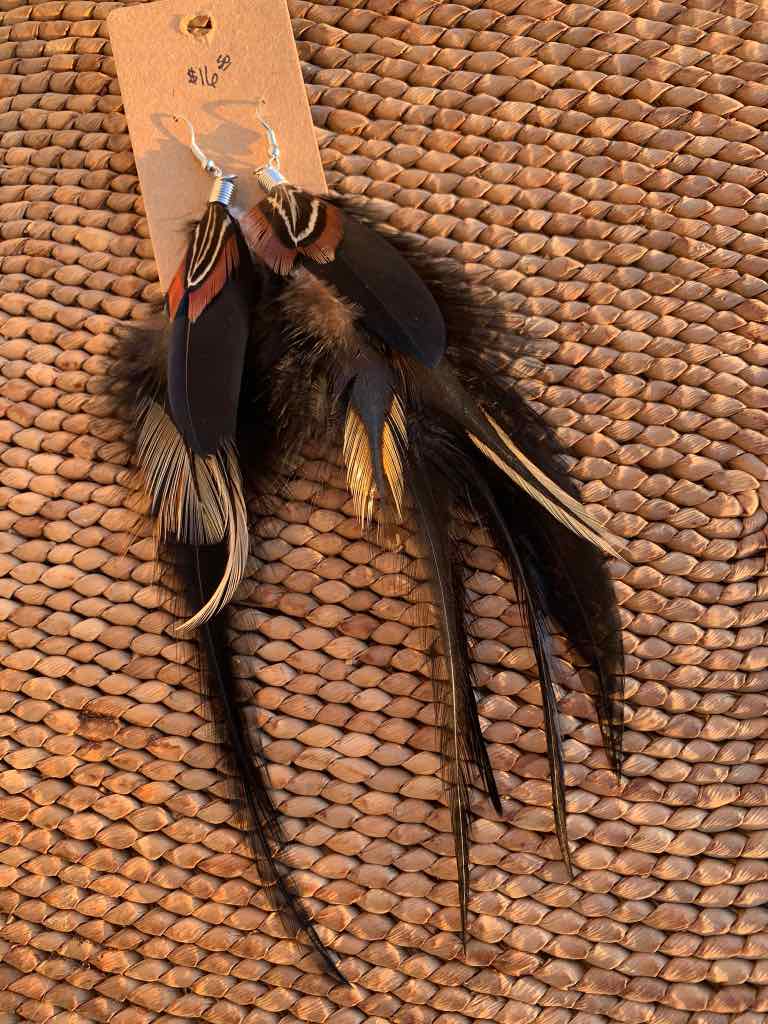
top-left (187, 53), bottom-right (232, 88)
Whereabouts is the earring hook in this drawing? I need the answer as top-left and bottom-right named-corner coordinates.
top-left (253, 104), bottom-right (286, 190)
top-left (173, 115), bottom-right (236, 206)
top-left (174, 115), bottom-right (224, 177)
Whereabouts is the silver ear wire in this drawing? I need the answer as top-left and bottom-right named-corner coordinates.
top-left (174, 116), bottom-right (236, 206)
top-left (174, 115), bottom-right (220, 175)
top-left (253, 106), bottom-right (286, 191)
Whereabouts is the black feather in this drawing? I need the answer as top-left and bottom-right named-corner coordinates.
top-left (346, 349), bottom-right (398, 501)
top-left (103, 201), bottom-right (623, 974)
top-left (243, 255), bottom-right (625, 933)
top-left (167, 231), bottom-right (253, 456)
top-left (376, 233), bottom-right (624, 775)
top-left (406, 437), bottom-right (503, 934)
top-left (167, 280), bottom-right (250, 455)
top-left (101, 313), bottom-right (346, 982)
top-left (482, 463), bottom-right (624, 778)
top-left (449, 357), bottom-right (624, 777)
top-left (465, 462), bottom-right (573, 871)
top-left (313, 214), bottom-right (447, 368)
top-left (175, 542), bottom-right (344, 982)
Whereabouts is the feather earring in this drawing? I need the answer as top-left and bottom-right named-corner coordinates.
top-left (237, 116), bottom-right (626, 929)
top-left (107, 122), bottom-right (343, 980)
top-left (110, 109), bottom-right (624, 977)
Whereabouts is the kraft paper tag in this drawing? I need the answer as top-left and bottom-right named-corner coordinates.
top-left (107, 0), bottom-right (326, 291)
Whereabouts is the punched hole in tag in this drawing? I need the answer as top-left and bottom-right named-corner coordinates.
top-left (184, 13), bottom-right (213, 36)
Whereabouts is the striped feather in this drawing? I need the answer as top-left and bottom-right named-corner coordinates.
top-left (132, 396), bottom-right (250, 636)
top-left (343, 392), bottom-right (407, 528)
top-left (241, 184), bottom-right (343, 275)
top-left (167, 202), bottom-right (241, 325)
top-left (188, 201), bottom-right (237, 288)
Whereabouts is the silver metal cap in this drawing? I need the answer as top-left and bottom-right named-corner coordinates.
top-left (209, 174), bottom-right (236, 206)
top-left (255, 165), bottom-right (286, 191)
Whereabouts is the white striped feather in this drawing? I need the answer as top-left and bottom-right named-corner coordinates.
top-left (187, 203), bottom-right (231, 288)
top-left (469, 411), bottom-right (624, 558)
top-left (268, 186), bottom-right (322, 245)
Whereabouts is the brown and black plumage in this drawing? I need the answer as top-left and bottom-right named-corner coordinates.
top-left (165, 193), bottom-right (251, 459)
top-left (243, 209), bottom-right (624, 888)
top-left (243, 185), bottom-right (624, 921)
top-left (241, 181), bottom-right (343, 275)
top-left (108, 173), bottom-right (624, 977)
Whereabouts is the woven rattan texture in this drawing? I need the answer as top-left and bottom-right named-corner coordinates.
top-left (2, 0), bottom-right (768, 1021)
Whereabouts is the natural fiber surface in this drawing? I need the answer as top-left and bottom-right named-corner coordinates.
top-left (2, 1), bottom-right (768, 1021)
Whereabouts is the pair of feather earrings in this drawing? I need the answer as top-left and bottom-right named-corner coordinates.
top-left (109, 112), bottom-right (625, 979)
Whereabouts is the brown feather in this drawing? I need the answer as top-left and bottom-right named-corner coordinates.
top-left (300, 202), bottom-right (343, 264)
top-left (241, 186), bottom-right (343, 276)
top-left (240, 203), bottom-right (297, 275)
top-left (167, 258), bottom-right (186, 321)
top-left (280, 268), bottom-right (360, 348)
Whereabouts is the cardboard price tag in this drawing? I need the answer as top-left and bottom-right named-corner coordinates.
top-left (107, 0), bottom-right (326, 291)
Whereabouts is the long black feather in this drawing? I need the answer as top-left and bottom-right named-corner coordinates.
top-left (102, 313), bottom-right (345, 981)
top-left (406, 438), bottom-right (503, 934)
top-left (176, 541), bottom-right (344, 981)
top-left (465, 462), bottom-right (573, 870)
top-left (401, 410), bottom-right (578, 873)
top-left (482, 462), bottom-right (624, 777)
top-left (449, 354), bottom-right (624, 777)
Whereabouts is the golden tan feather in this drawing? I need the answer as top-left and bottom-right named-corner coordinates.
top-left (469, 413), bottom-right (622, 557)
top-left (343, 405), bottom-right (376, 527)
top-left (343, 395), bottom-right (407, 528)
top-left (382, 395), bottom-right (407, 520)
top-left (134, 398), bottom-right (249, 634)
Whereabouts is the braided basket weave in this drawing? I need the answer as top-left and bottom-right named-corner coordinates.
top-left (1, 1), bottom-right (768, 1021)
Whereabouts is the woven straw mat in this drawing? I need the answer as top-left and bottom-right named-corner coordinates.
top-left (2, 1), bottom-right (768, 1022)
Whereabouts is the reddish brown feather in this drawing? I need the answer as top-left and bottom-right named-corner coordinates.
top-left (241, 195), bottom-right (344, 276)
top-left (240, 204), bottom-right (297, 275)
top-left (300, 203), bottom-right (343, 265)
top-left (167, 258), bottom-right (186, 321)
top-left (187, 232), bottom-right (240, 323)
